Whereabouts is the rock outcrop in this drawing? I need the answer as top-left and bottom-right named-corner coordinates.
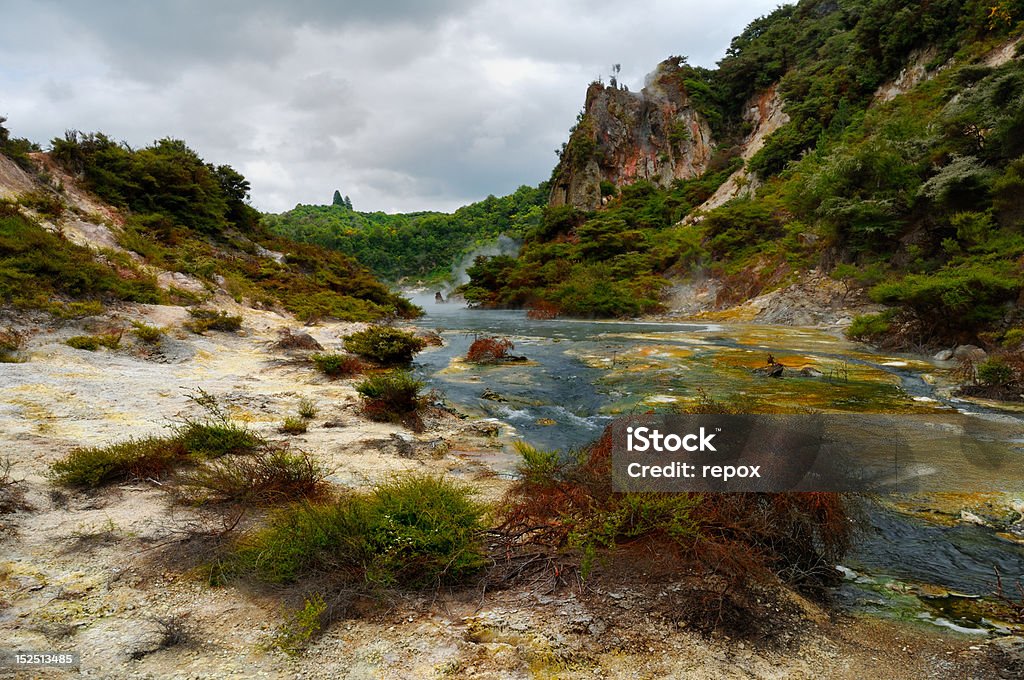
top-left (684, 83), bottom-right (789, 221)
top-left (549, 58), bottom-right (714, 210)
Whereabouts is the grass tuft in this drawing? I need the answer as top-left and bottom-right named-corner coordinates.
top-left (279, 417), bottom-right (308, 435)
top-left (219, 474), bottom-right (485, 588)
top-left (311, 353), bottom-right (364, 378)
top-left (66, 332), bottom-right (122, 351)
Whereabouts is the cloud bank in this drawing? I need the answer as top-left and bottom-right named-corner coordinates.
top-left (0, 0), bottom-right (783, 213)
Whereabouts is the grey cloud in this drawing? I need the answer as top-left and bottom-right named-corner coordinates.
top-left (0, 0), bottom-right (785, 213)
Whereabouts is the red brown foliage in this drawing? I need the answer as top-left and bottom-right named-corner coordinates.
top-left (466, 336), bottom-right (514, 363)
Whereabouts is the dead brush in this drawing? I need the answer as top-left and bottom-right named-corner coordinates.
top-left (176, 446), bottom-right (331, 505)
top-left (1, 457), bottom-right (31, 516)
top-left (495, 423), bottom-right (856, 636)
top-left (274, 328), bottom-right (323, 351)
top-left (466, 336), bottom-right (515, 364)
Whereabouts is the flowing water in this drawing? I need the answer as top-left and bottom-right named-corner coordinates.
top-left (407, 295), bottom-right (1024, 632)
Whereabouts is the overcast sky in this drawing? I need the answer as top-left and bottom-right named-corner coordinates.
top-left (0, 0), bottom-right (783, 214)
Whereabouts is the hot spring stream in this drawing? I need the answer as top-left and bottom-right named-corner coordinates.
top-left (406, 295), bottom-right (1024, 635)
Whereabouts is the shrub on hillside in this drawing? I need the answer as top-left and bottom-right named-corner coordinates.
top-left (344, 326), bottom-right (425, 366)
top-left (184, 308), bottom-right (243, 334)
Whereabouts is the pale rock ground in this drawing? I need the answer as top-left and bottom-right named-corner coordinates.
top-left (0, 305), bottom-right (1019, 679)
top-left (0, 101), bottom-right (1020, 680)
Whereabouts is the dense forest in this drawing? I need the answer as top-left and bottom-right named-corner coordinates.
top-left (461, 0), bottom-right (1024, 346)
top-left (0, 125), bottom-right (418, 322)
top-left (264, 184), bottom-right (547, 283)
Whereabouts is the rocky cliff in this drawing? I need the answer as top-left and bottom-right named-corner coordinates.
top-left (549, 59), bottom-right (714, 210)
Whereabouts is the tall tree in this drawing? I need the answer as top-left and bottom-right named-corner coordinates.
top-left (344, 195), bottom-right (353, 210)
top-left (332, 189), bottom-right (344, 206)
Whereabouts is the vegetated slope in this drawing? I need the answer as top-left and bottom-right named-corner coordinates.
top-left (0, 124), bottom-right (418, 322)
top-left (263, 183), bottom-right (546, 284)
top-left (461, 0), bottom-right (1024, 345)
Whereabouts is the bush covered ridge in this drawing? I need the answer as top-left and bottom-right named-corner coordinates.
top-left (0, 126), bottom-right (418, 323)
top-left (263, 183), bottom-right (547, 283)
top-left (461, 0), bottom-right (1024, 343)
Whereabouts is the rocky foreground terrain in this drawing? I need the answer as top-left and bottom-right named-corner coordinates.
top-left (1, 301), bottom-right (1022, 679)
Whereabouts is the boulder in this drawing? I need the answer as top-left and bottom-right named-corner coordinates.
top-left (953, 344), bottom-right (987, 362)
top-left (933, 348), bottom-right (954, 361)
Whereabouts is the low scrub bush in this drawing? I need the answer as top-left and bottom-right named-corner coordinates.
top-left (311, 353), bottom-right (364, 378)
top-left (50, 436), bottom-right (189, 487)
top-left (176, 420), bottom-right (264, 458)
top-left (846, 311), bottom-right (896, 342)
top-left (176, 389), bottom-right (266, 458)
top-left (66, 332), bottom-right (122, 351)
top-left (184, 308), bottom-right (243, 334)
top-left (499, 424), bottom-right (854, 631)
top-left (177, 447), bottom-right (329, 505)
top-left (130, 321), bottom-right (164, 344)
top-left (269, 593), bottom-right (328, 656)
top-left (355, 371), bottom-right (425, 425)
top-left (221, 474), bottom-right (486, 587)
top-left (466, 336), bottom-right (514, 364)
top-left (977, 357), bottom-right (1016, 387)
top-left (869, 263), bottom-right (1021, 332)
top-left (344, 326), bottom-right (426, 366)
top-left (298, 398), bottom-right (318, 419)
top-left (279, 417), bottom-right (308, 435)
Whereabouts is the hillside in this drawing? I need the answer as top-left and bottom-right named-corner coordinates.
top-left (263, 183), bottom-right (547, 285)
top-left (461, 0), bottom-right (1024, 349)
top-left (0, 125), bottom-right (418, 323)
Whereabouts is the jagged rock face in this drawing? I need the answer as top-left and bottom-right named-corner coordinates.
top-left (549, 60), bottom-right (713, 210)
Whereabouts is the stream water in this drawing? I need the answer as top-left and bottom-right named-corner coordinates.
top-left (407, 295), bottom-right (1024, 633)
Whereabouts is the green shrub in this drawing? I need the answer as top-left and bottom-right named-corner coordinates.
top-left (184, 308), bottom-right (243, 334)
top-left (66, 332), bottom-right (121, 351)
top-left (977, 357), bottom-right (1015, 387)
top-left (269, 593), bottom-right (328, 656)
top-left (298, 398), bottom-right (318, 419)
top-left (130, 321), bottom-right (164, 344)
top-left (50, 436), bottom-right (189, 487)
top-left (513, 441), bottom-right (562, 486)
top-left (846, 311), bottom-right (895, 342)
top-left (869, 263), bottom-right (1021, 329)
top-left (343, 326), bottom-right (426, 366)
top-left (0, 213), bottom-right (161, 309)
top-left (223, 475), bottom-right (486, 587)
top-left (279, 417), bottom-right (308, 435)
top-left (177, 447), bottom-right (328, 505)
top-left (18, 190), bottom-right (64, 219)
top-left (355, 371), bottom-right (425, 423)
top-left (570, 493), bottom-right (701, 577)
top-left (176, 421), bottom-right (264, 458)
top-left (311, 353), bottom-right (364, 378)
